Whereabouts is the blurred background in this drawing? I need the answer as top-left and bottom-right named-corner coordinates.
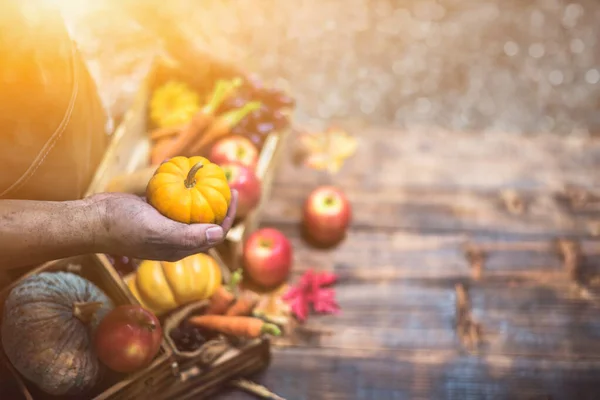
top-left (60, 0), bottom-right (600, 135)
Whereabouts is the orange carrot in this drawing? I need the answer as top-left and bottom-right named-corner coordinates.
top-left (149, 125), bottom-right (183, 141)
top-left (205, 269), bottom-right (243, 315)
top-left (150, 109), bottom-right (212, 164)
top-left (187, 101), bottom-right (261, 156)
top-left (151, 78), bottom-right (242, 164)
top-left (188, 315), bottom-right (281, 338)
top-left (204, 287), bottom-right (236, 315)
top-left (150, 137), bottom-right (175, 165)
top-left (225, 290), bottom-right (260, 317)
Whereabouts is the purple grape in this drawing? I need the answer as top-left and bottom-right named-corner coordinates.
top-left (170, 327), bottom-right (183, 342)
top-left (231, 124), bottom-right (248, 136)
top-left (250, 105), bottom-right (272, 123)
top-left (170, 324), bottom-right (206, 352)
top-left (219, 95), bottom-right (250, 114)
top-left (274, 93), bottom-right (295, 109)
top-left (107, 254), bottom-right (136, 276)
top-left (272, 110), bottom-right (290, 129)
top-left (259, 88), bottom-right (296, 109)
top-left (246, 133), bottom-right (265, 148)
top-left (257, 121), bottom-right (275, 135)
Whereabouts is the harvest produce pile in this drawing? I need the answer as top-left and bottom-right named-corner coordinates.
top-left (148, 75), bottom-right (293, 165)
top-left (0, 65), bottom-right (359, 399)
top-left (1, 270), bottom-right (163, 398)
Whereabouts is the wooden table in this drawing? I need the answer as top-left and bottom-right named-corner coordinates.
top-left (217, 126), bottom-right (600, 400)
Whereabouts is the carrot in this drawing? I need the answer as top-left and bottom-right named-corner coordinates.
top-left (188, 315), bottom-right (281, 338)
top-left (150, 109), bottom-right (211, 164)
top-left (149, 125), bottom-right (183, 141)
top-left (204, 287), bottom-right (235, 315)
top-left (150, 78), bottom-right (242, 164)
top-left (187, 101), bottom-right (261, 156)
top-left (205, 269), bottom-right (243, 315)
top-left (225, 290), bottom-right (260, 317)
top-left (150, 137), bottom-right (175, 165)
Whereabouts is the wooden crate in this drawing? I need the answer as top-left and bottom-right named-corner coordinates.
top-left (0, 254), bottom-right (176, 400)
top-left (158, 301), bottom-right (272, 400)
top-left (84, 56), bottom-right (292, 270)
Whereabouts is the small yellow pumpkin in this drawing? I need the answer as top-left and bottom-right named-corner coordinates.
top-left (146, 156), bottom-right (232, 225)
top-left (125, 253), bottom-right (222, 316)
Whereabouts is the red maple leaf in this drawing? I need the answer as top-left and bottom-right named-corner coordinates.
top-left (282, 270), bottom-right (340, 322)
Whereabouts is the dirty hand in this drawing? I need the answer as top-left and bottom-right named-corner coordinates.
top-left (87, 190), bottom-right (238, 261)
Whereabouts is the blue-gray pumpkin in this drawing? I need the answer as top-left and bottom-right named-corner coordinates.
top-left (1, 271), bottom-right (114, 396)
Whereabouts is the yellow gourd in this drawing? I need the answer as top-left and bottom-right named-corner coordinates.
top-left (146, 156), bottom-right (232, 225)
top-left (125, 253), bottom-right (222, 316)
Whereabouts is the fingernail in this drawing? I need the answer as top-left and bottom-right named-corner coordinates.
top-left (206, 227), bottom-right (224, 244)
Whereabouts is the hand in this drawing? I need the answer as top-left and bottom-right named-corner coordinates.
top-left (86, 190), bottom-right (238, 262)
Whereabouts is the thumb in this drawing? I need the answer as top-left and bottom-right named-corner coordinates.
top-left (173, 223), bottom-right (225, 250)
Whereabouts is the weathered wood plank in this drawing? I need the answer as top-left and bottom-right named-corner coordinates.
top-left (277, 128), bottom-right (600, 190)
top-left (271, 226), bottom-right (600, 283)
top-left (263, 185), bottom-right (599, 238)
top-left (274, 278), bottom-right (600, 359)
top-left (225, 130), bottom-right (600, 397)
top-left (215, 348), bottom-right (600, 400)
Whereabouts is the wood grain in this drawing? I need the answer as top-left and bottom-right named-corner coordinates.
top-left (216, 348), bottom-right (600, 400)
top-left (268, 278), bottom-right (600, 358)
top-left (278, 128), bottom-right (600, 190)
top-left (268, 226), bottom-right (600, 284)
top-left (264, 185), bottom-right (598, 238)
top-left (262, 129), bottom-right (600, 240)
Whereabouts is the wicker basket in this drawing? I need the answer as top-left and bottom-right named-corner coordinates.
top-left (116, 245), bottom-right (272, 398)
top-left (1, 254), bottom-right (273, 399)
top-left (0, 254), bottom-right (176, 400)
top-left (84, 56), bottom-right (292, 271)
top-left (158, 300), bottom-right (272, 400)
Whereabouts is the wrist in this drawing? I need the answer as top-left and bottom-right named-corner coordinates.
top-left (80, 195), bottom-right (111, 254)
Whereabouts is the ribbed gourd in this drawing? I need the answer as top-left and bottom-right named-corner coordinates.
top-left (1, 271), bottom-right (114, 396)
top-left (125, 252), bottom-right (222, 317)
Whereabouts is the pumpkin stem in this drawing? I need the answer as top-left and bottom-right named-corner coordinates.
top-left (185, 162), bottom-right (204, 188)
top-left (73, 301), bottom-right (104, 324)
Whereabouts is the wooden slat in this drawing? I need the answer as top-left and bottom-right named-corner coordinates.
top-left (263, 186), bottom-right (598, 238)
top-left (271, 278), bottom-right (600, 359)
top-left (263, 129), bottom-right (600, 238)
top-left (276, 128), bottom-right (600, 190)
top-left (216, 347), bottom-right (600, 400)
top-left (269, 226), bottom-right (600, 283)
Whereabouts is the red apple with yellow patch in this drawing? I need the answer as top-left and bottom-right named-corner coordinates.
top-left (221, 162), bottom-right (262, 219)
top-left (243, 228), bottom-right (293, 289)
top-left (302, 186), bottom-right (352, 247)
top-left (94, 305), bottom-right (162, 373)
top-left (209, 135), bottom-right (259, 170)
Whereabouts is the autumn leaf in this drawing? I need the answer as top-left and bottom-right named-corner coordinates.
top-left (282, 270), bottom-right (341, 322)
top-left (296, 127), bottom-right (357, 174)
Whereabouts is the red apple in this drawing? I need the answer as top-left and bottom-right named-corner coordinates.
top-left (94, 305), bottom-right (162, 373)
top-left (210, 135), bottom-right (259, 170)
top-left (302, 186), bottom-right (352, 247)
top-left (221, 162), bottom-right (261, 219)
top-left (243, 228), bottom-right (293, 289)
